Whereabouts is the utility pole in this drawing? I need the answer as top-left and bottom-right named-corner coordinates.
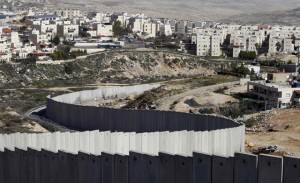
top-left (297, 46), bottom-right (300, 74)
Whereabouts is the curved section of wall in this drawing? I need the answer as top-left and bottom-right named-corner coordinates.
top-left (44, 84), bottom-right (245, 157)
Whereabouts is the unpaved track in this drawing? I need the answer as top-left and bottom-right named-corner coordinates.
top-left (157, 81), bottom-right (239, 111)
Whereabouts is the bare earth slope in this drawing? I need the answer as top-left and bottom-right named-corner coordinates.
top-left (53, 0), bottom-right (298, 21)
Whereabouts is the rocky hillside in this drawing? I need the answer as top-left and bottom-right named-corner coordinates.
top-left (0, 51), bottom-right (216, 88)
top-left (220, 7), bottom-right (300, 25)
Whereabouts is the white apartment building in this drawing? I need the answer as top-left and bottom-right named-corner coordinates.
top-left (269, 37), bottom-right (294, 54)
top-left (231, 36), bottom-right (259, 57)
top-left (159, 24), bottom-right (172, 36)
top-left (29, 30), bottom-right (49, 44)
top-left (33, 23), bottom-right (57, 40)
top-left (195, 34), bottom-right (221, 56)
top-left (176, 20), bottom-right (186, 34)
top-left (130, 18), bottom-right (144, 32)
top-left (143, 23), bottom-right (156, 38)
top-left (93, 23), bottom-right (113, 37)
top-left (0, 52), bottom-right (11, 62)
top-left (88, 12), bottom-right (104, 22)
top-left (10, 32), bottom-right (21, 48)
top-left (57, 24), bottom-right (79, 40)
top-left (55, 9), bottom-right (81, 19)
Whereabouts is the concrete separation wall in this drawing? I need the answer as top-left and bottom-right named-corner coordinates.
top-left (0, 149), bottom-right (298, 183)
top-left (44, 84), bottom-right (244, 157)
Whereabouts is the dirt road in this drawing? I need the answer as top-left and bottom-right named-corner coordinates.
top-left (157, 81), bottom-right (239, 111)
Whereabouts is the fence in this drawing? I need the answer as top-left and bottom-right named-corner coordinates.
top-left (0, 148), bottom-right (299, 183)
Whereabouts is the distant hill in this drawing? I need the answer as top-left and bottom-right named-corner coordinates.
top-left (219, 7), bottom-right (300, 25)
top-left (53, 0), bottom-right (298, 22)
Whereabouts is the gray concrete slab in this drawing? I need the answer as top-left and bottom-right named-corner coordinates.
top-left (16, 148), bottom-right (28, 183)
top-left (102, 152), bottom-right (115, 183)
top-left (129, 151), bottom-right (143, 183)
top-left (0, 151), bottom-right (4, 183)
top-left (258, 154), bottom-right (282, 183)
top-left (143, 154), bottom-right (158, 183)
top-left (193, 152), bottom-right (212, 183)
top-left (212, 155), bottom-right (234, 183)
top-left (90, 154), bottom-right (102, 183)
top-left (283, 156), bottom-right (300, 183)
top-left (234, 153), bottom-right (258, 183)
top-left (78, 152), bottom-right (91, 183)
top-left (175, 155), bottom-right (193, 183)
top-left (115, 154), bottom-right (129, 183)
top-left (158, 152), bottom-right (175, 183)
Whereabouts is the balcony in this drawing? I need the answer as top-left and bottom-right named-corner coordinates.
top-left (68, 29), bottom-right (76, 33)
top-left (46, 29), bottom-right (53, 33)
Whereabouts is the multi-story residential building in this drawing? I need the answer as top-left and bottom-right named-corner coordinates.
top-left (93, 23), bottom-right (113, 37)
top-left (33, 23), bottom-right (57, 40)
top-left (176, 20), bottom-right (186, 34)
top-left (55, 9), bottom-right (81, 19)
top-left (195, 33), bottom-right (221, 56)
top-left (130, 18), bottom-right (144, 32)
top-left (143, 22), bottom-right (156, 37)
top-left (57, 24), bottom-right (79, 40)
top-left (159, 24), bottom-right (172, 36)
top-left (88, 12), bottom-right (104, 22)
top-left (269, 37), bottom-right (294, 54)
top-left (29, 29), bottom-right (49, 44)
top-left (247, 80), bottom-right (300, 109)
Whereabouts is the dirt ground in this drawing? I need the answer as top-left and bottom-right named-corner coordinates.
top-left (0, 107), bottom-right (48, 134)
top-left (246, 108), bottom-right (300, 156)
top-left (173, 93), bottom-right (238, 113)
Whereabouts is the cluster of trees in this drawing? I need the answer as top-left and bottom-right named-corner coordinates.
top-left (238, 51), bottom-right (257, 60)
top-left (231, 63), bottom-right (251, 76)
top-left (50, 49), bottom-right (87, 60)
top-left (52, 35), bottom-right (60, 45)
top-left (112, 21), bottom-right (132, 37)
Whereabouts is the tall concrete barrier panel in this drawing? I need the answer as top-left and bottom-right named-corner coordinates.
top-left (234, 153), bottom-right (258, 183)
top-left (90, 154), bottom-right (102, 183)
top-left (283, 156), bottom-right (300, 183)
top-left (78, 152), bottom-right (91, 183)
top-left (102, 152), bottom-right (115, 183)
top-left (192, 152), bottom-right (212, 183)
top-left (16, 148), bottom-right (28, 183)
top-left (0, 151), bottom-right (4, 183)
top-left (27, 148), bottom-right (37, 183)
top-left (58, 151), bottom-right (68, 183)
top-left (175, 155), bottom-right (193, 183)
top-left (212, 155), bottom-right (234, 183)
top-left (115, 154), bottom-right (129, 183)
top-left (258, 154), bottom-right (283, 183)
top-left (143, 154), bottom-right (158, 183)
top-left (67, 153), bottom-right (79, 183)
top-left (129, 152), bottom-right (143, 183)
top-left (47, 150), bottom-right (60, 183)
top-left (41, 149), bottom-right (50, 183)
top-left (158, 152), bottom-right (175, 183)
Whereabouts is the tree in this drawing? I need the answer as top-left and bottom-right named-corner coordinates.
top-left (154, 39), bottom-right (161, 47)
top-left (239, 51), bottom-right (257, 60)
top-left (276, 41), bottom-right (282, 52)
top-left (262, 34), bottom-right (270, 48)
top-left (18, 26), bottom-right (27, 34)
top-left (112, 21), bottom-right (122, 37)
top-left (292, 34), bottom-right (296, 44)
top-left (52, 35), bottom-right (60, 45)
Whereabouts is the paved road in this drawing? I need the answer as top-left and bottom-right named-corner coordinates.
top-left (157, 81), bottom-right (240, 111)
